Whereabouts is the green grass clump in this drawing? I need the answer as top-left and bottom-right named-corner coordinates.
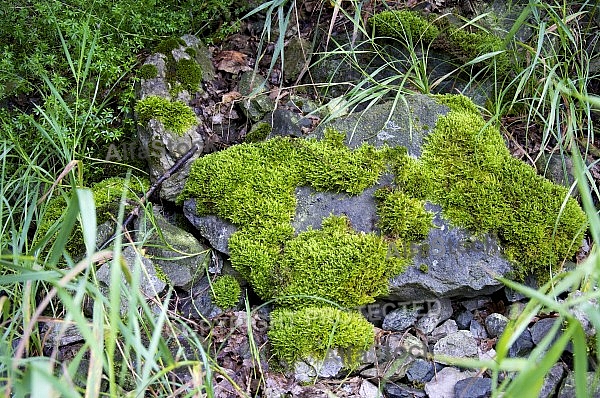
top-left (422, 95), bottom-right (587, 280)
top-left (135, 96), bottom-right (197, 135)
top-left (175, 58), bottom-right (202, 92)
top-left (374, 188), bottom-right (433, 241)
top-left (139, 64), bottom-right (159, 79)
top-left (369, 10), bottom-right (439, 43)
top-left (211, 275), bottom-right (242, 309)
top-left (268, 306), bottom-right (374, 365)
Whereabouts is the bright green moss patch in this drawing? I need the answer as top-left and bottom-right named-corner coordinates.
top-left (268, 306), bottom-right (374, 365)
top-left (211, 275), bottom-right (242, 309)
top-left (374, 188), bottom-right (433, 241)
top-left (155, 37), bottom-right (186, 55)
top-left (139, 64), bottom-right (158, 79)
top-left (175, 58), bottom-right (202, 92)
top-left (245, 121), bottom-right (272, 142)
top-left (135, 96), bottom-right (197, 135)
top-left (422, 94), bottom-right (587, 280)
top-left (36, 177), bottom-right (149, 258)
top-left (369, 10), bottom-right (439, 43)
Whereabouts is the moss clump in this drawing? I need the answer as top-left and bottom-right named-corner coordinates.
top-left (135, 96), bottom-right (197, 135)
top-left (211, 275), bottom-right (242, 309)
top-left (369, 10), bottom-right (439, 43)
top-left (175, 58), bottom-right (202, 92)
top-left (445, 26), bottom-right (511, 74)
top-left (268, 306), bottom-right (374, 365)
top-left (422, 94), bottom-right (587, 280)
top-left (374, 188), bottom-right (433, 241)
top-left (245, 122), bottom-right (272, 143)
top-left (419, 263), bottom-right (429, 273)
top-left (139, 64), bottom-right (158, 79)
top-left (155, 37), bottom-right (186, 55)
top-left (36, 177), bottom-right (149, 259)
top-left (185, 48), bottom-right (197, 58)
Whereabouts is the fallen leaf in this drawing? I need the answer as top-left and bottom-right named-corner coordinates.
top-left (221, 91), bottom-right (242, 104)
top-left (215, 50), bottom-right (253, 74)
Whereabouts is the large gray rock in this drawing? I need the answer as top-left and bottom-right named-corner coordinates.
top-left (558, 371), bottom-right (600, 398)
top-left (137, 35), bottom-right (210, 201)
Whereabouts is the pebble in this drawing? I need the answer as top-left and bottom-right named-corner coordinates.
top-left (454, 377), bottom-right (492, 398)
top-left (455, 309), bottom-right (474, 330)
top-left (484, 313), bottom-right (509, 337)
top-left (433, 330), bottom-right (479, 364)
top-left (424, 367), bottom-right (477, 398)
top-left (382, 307), bottom-right (420, 332)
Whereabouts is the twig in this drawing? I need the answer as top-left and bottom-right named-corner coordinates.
top-left (99, 143), bottom-right (201, 250)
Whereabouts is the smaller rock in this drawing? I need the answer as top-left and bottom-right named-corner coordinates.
top-left (359, 380), bottom-right (383, 398)
top-left (462, 298), bottom-right (490, 312)
top-left (531, 318), bottom-right (572, 353)
top-left (384, 383), bottom-right (426, 398)
top-left (454, 377), bottom-right (492, 398)
top-left (406, 359), bottom-right (435, 383)
top-left (455, 309), bottom-right (474, 330)
top-left (283, 37), bottom-right (312, 82)
top-left (382, 307), bottom-right (420, 332)
top-left (539, 363), bottom-right (566, 398)
top-left (360, 367), bottom-right (379, 378)
top-left (485, 313), bottom-right (509, 337)
top-left (557, 371), bottom-right (600, 398)
top-left (470, 319), bottom-right (488, 339)
top-left (430, 319), bottom-right (459, 343)
top-left (183, 199), bottom-right (237, 255)
top-left (478, 347), bottom-right (496, 362)
top-left (294, 349), bottom-right (344, 383)
top-left (238, 72), bottom-right (274, 122)
top-left (424, 367), bottom-right (477, 398)
top-left (508, 329), bottom-right (534, 358)
top-left (563, 290), bottom-right (596, 337)
top-left (41, 321), bottom-right (84, 353)
top-left (433, 331), bottom-right (479, 364)
top-left (178, 276), bottom-right (224, 319)
top-left (506, 302), bottom-right (526, 320)
top-left (416, 298), bottom-right (453, 334)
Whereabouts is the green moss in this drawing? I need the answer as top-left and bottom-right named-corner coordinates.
top-left (419, 263), bottom-right (429, 273)
top-left (139, 64), bottom-right (158, 79)
top-left (155, 37), bottom-right (186, 55)
top-left (211, 275), bottom-right (242, 309)
top-left (246, 122), bottom-right (272, 142)
top-left (374, 188), bottom-right (433, 241)
top-left (185, 48), bottom-right (197, 58)
top-left (36, 177), bottom-right (149, 259)
top-left (422, 95), bottom-right (587, 281)
top-left (135, 96), bottom-right (197, 135)
top-left (175, 58), bottom-right (202, 92)
top-left (445, 26), bottom-right (511, 74)
top-left (369, 10), bottom-right (439, 44)
top-left (268, 306), bottom-right (374, 365)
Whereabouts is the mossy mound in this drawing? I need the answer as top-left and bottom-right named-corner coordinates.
top-left (36, 177), bottom-right (149, 259)
top-left (135, 96), bottom-right (197, 135)
top-left (139, 64), bottom-right (158, 80)
top-left (268, 306), bottom-right (374, 365)
top-left (422, 94), bottom-right (587, 280)
top-left (153, 36), bottom-right (204, 95)
top-left (369, 9), bottom-right (512, 75)
top-left (211, 275), bottom-right (242, 309)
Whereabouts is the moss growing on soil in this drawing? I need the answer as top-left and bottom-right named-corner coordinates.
top-left (268, 306), bottom-right (374, 365)
top-left (211, 275), bottom-right (242, 309)
top-left (423, 94), bottom-right (587, 280)
top-left (37, 177), bottom-right (149, 258)
top-left (369, 10), bottom-right (439, 43)
top-left (135, 96), bottom-right (197, 135)
top-left (139, 64), bottom-right (158, 79)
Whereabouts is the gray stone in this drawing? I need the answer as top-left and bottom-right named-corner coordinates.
top-left (508, 329), bottom-right (534, 358)
top-left (181, 34), bottom-right (216, 82)
top-left (535, 152), bottom-right (575, 190)
top-left (557, 371), bottom-right (600, 398)
top-left (456, 310), bottom-right (474, 330)
top-left (377, 333), bottom-right (427, 380)
top-left (462, 298), bottom-right (490, 312)
top-left (416, 298), bottom-right (453, 334)
top-left (433, 331), bottom-right (478, 364)
top-left (137, 206), bottom-right (210, 290)
top-left (283, 37), bottom-right (312, 82)
top-left (382, 307), bottom-right (420, 332)
top-left (384, 383), bottom-right (426, 398)
top-left (564, 290), bottom-right (597, 337)
top-left (424, 367), bottom-right (477, 398)
top-left (430, 319), bottom-right (459, 344)
top-left (267, 108), bottom-right (311, 138)
top-left (507, 302), bottom-right (526, 320)
top-left (539, 363), bottom-right (566, 398)
top-left (294, 349), bottom-right (345, 383)
top-left (96, 246), bottom-right (167, 314)
top-left (406, 359), bottom-right (435, 383)
top-left (358, 380), bottom-right (383, 398)
top-left (454, 377), bottom-right (492, 398)
top-left (470, 319), bottom-right (488, 339)
top-left (485, 313), bottom-right (509, 338)
top-left (183, 199), bottom-right (237, 255)
top-left (41, 321), bottom-right (85, 350)
top-left (531, 317), bottom-right (572, 353)
top-left (388, 203), bottom-right (512, 301)
top-left (178, 276), bottom-right (224, 319)
top-left (238, 72), bottom-right (274, 122)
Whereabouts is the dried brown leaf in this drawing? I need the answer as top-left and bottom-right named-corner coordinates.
top-left (216, 50), bottom-right (253, 74)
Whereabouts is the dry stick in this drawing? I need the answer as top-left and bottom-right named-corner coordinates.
top-left (99, 143), bottom-right (201, 250)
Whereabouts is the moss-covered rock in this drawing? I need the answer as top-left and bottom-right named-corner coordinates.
top-left (370, 10), bottom-right (440, 43)
top-left (211, 275), bottom-right (242, 309)
top-left (135, 96), bottom-right (197, 135)
top-left (139, 64), bottom-right (158, 79)
top-left (175, 58), bottom-right (202, 92)
top-left (422, 94), bottom-right (587, 280)
top-left (268, 306), bottom-right (374, 365)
